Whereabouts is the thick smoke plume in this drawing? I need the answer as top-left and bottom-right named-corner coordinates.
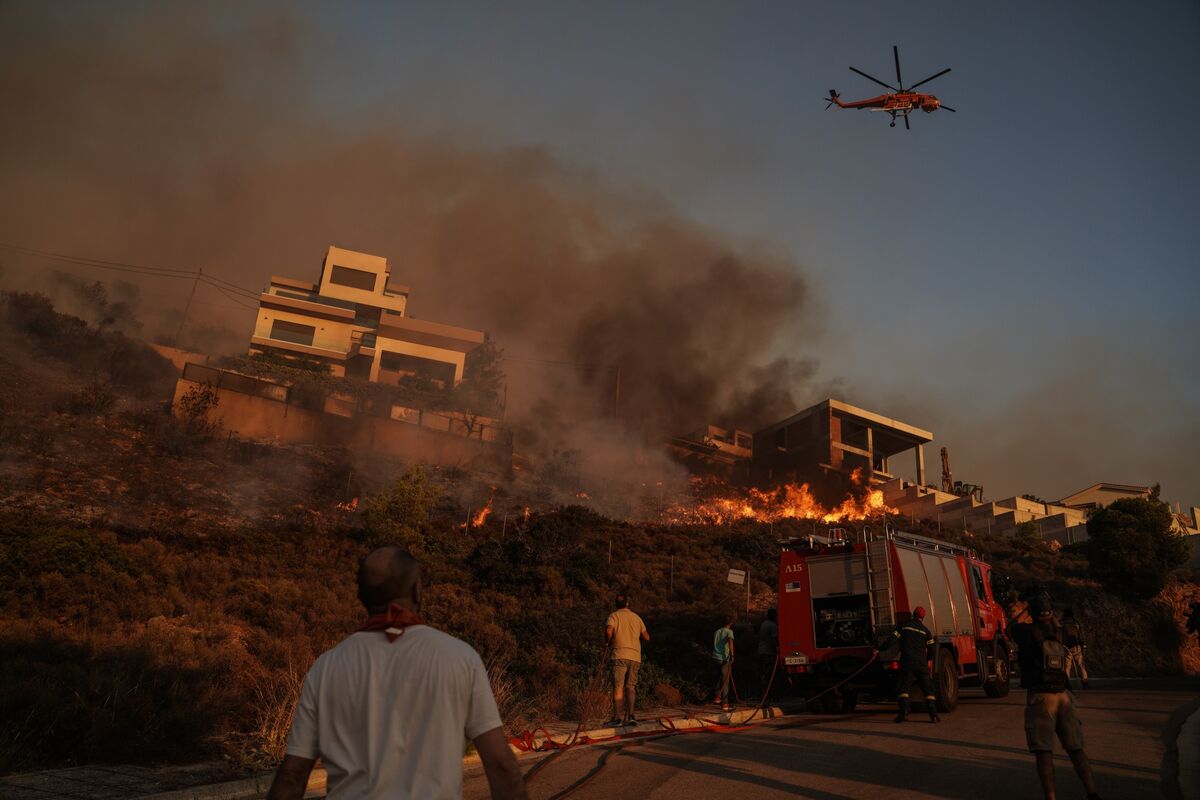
top-left (0, 5), bottom-right (818, 482)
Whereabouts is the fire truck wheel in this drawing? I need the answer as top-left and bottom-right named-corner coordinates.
top-left (983, 640), bottom-right (1011, 698)
top-left (934, 649), bottom-right (959, 713)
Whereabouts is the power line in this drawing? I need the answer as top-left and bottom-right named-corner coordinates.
top-left (0, 241), bottom-right (196, 277)
top-left (204, 281), bottom-right (259, 310)
top-left (201, 273), bottom-right (261, 299)
top-left (199, 275), bottom-right (259, 301)
top-left (0, 241), bottom-right (262, 299)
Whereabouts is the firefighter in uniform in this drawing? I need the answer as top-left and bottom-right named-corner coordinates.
top-left (891, 606), bottom-right (940, 723)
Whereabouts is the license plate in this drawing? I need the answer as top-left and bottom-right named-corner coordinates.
top-left (784, 655), bottom-right (807, 665)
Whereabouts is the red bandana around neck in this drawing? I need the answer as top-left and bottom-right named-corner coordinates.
top-left (358, 603), bottom-right (425, 642)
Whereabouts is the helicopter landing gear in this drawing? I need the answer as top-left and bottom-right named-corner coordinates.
top-left (890, 120), bottom-right (896, 127)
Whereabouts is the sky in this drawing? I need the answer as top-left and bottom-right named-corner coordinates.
top-left (1, 1), bottom-right (1197, 504)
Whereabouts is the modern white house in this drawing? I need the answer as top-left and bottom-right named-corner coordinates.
top-left (249, 245), bottom-right (484, 387)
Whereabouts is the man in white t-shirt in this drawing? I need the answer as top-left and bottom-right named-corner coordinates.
top-left (266, 547), bottom-right (528, 800)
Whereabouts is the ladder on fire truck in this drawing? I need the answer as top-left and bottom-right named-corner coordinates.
top-left (864, 528), bottom-right (895, 631)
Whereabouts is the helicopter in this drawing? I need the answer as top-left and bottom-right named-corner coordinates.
top-left (826, 46), bottom-right (955, 129)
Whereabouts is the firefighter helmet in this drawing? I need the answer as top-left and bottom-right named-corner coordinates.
top-left (913, 606), bottom-right (927, 619)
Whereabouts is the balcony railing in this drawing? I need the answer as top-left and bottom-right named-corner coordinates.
top-left (270, 287), bottom-right (358, 311)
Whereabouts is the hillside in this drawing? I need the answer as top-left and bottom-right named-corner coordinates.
top-left (1, 291), bottom-right (1196, 776)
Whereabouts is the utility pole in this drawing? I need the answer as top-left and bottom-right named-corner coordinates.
top-left (613, 365), bottom-right (621, 417)
top-left (175, 267), bottom-right (202, 347)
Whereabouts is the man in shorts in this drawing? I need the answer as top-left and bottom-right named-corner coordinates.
top-left (605, 593), bottom-right (649, 726)
top-left (1010, 597), bottom-right (1102, 800)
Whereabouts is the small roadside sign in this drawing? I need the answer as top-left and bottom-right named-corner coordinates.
top-left (726, 568), bottom-right (746, 585)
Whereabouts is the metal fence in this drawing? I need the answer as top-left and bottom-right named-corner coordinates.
top-left (181, 363), bottom-right (289, 403)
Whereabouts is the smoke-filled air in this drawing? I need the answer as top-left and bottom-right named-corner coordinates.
top-left (0, 4), bottom-right (818, 489)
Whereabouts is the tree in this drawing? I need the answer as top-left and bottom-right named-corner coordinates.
top-left (362, 466), bottom-right (442, 553)
top-left (454, 333), bottom-right (505, 418)
top-left (1013, 521), bottom-right (1042, 547)
top-left (1084, 495), bottom-right (1190, 600)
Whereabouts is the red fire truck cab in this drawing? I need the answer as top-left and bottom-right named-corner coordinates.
top-left (777, 526), bottom-right (1011, 712)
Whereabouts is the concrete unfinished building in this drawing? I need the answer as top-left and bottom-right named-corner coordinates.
top-left (752, 399), bottom-right (934, 488)
top-left (732, 398), bottom-right (1200, 548)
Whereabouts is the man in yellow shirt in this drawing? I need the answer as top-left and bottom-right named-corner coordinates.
top-left (605, 593), bottom-right (650, 726)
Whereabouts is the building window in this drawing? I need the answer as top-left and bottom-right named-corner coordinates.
top-left (269, 319), bottom-right (316, 346)
top-left (330, 265), bottom-right (377, 291)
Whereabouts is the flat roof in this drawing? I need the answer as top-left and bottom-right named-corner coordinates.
top-left (1057, 483), bottom-right (1151, 504)
top-left (377, 311), bottom-right (485, 354)
top-left (757, 398), bottom-right (933, 443)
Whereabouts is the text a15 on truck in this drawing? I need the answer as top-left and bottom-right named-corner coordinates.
top-left (776, 527), bottom-right (1012, 713)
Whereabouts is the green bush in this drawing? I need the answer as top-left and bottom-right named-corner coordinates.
top-left (362, 466), bottom-right (442, 553)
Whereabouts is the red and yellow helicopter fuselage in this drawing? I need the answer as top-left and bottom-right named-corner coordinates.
top-left (828, 90), bottom-right (944, 114)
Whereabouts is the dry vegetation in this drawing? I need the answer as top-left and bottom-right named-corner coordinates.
top-left (0, 291), bottom-right (1196, 776)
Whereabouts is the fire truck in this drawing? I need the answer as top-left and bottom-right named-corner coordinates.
top-left (777, 526), bottom-right (1011, 713)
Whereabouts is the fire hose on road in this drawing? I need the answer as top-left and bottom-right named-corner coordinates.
top-left (512, 649), bottom-right (880, 798)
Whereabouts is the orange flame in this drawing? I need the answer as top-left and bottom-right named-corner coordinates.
top-left (665, 471), bottom-right (895, 525)
top-left (470, 490), bottom-right (496, 528)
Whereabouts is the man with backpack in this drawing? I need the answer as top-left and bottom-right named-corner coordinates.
top-left (1010, 596), bottom-right (1101, 800)
top-left (1060, 608), bottom-right (1089, 690)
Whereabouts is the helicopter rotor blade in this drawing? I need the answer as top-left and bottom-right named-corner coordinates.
top-left (909, 68), bottom-right (952, 91)
top-left (849, 66), bottom-right (898, 92)
top-left (939, 104), bottom-right (957, 112)
top-left (894, 46), bottom-right (903, 90)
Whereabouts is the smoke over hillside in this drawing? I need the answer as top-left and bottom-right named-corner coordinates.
top-left (0, 4), bottom-right (819, 469)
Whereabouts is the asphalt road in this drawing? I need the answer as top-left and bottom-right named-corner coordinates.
top-left (469, 684), bottom-right (1196, 800)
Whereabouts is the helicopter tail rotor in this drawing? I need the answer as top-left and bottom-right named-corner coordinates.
top-left (826, 89), bottom-right (840, 109)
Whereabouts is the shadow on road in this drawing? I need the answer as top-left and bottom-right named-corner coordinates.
top-left (792, 721), bottom-right (1159, 776)
top-left (619, 719), bottom-right (1156, 799)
